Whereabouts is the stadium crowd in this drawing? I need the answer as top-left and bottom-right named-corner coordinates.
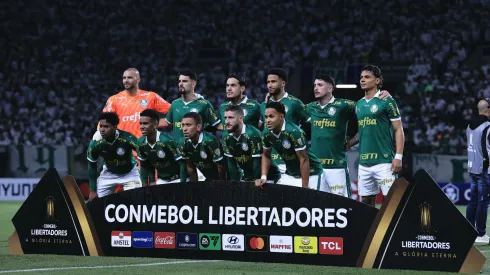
top-left (1, 0), bottom-right (489, 155)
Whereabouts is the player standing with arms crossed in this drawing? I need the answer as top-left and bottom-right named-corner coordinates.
top-left (356, 65), bottom-right (404, 206)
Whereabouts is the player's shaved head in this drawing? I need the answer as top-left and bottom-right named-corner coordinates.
top-left (478, 99), bottom-right (490, 115)
top-left (124, 68), bottom-right (140, 79)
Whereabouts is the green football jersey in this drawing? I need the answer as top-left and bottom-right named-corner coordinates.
top-left (137, 131), bottom-right (181, 182)
top-left (87, 130), bottom-right (138, 174)
top-left (260, 93), bottom-right (311, 165)
top-left (356, 92), bottom-right (401, 164)
top-left (262, 122), bottom-right (323, 177)
top-left (219, 96), bottom-right (261, 135)
top-left (223, 124), bottom-right (281, 183)
top-left (181, 131), bottom-right (225, 180)
top-left (166, 96), bottom-right (220, 140)
top-left (307, 97), bottom-right (356, 168)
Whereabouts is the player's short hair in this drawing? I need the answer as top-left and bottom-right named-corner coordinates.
top-left (265, 101), bottom-right (286, 115)
top-left (179, 69), bottom-right (197, 81)
top-left (227, 74), bottom-right (247, 87)
top-left (267, 68), bottom-right (288, 82)
top-left (225, 105), bottom-right (244, 117)
top-left (140, 109), bottom-right (160, 123)
top-left (183, 112), bottom-right (202, 125)
top-left (316, 73), bottom-right (335, 88)
top-left (362, 64), bottom-right (383, 88)
top-left (99, 112), bottom-right (119, 126)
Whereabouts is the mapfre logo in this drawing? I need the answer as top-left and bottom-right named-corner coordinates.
top-left (319, 237), bottom-right (343, 255)
top-left (122, 112), bottom-right (141, 122)
top-left (269, 235), bottom-right (293, 253)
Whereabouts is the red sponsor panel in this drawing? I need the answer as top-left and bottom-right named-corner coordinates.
top-left (154, 232), bottom-right (176, 249)
top-left (319, 237), bottom-right (343, 255)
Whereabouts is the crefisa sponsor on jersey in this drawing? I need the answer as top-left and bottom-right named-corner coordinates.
top-left (397, 202), bottom-right (455, 259)
top-left (30, 196), bottom-right (72, 245)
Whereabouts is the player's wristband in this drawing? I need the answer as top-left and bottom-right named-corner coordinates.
top-left (395, 154), bottom-right (403, 160)
top-left (261, 175), bottom-right (267, 180)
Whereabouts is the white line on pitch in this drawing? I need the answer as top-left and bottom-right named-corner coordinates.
top-left (0, 260), bottom-right (221, 274)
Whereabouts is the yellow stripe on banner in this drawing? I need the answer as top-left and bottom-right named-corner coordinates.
top-left (357, 178), bottom-right (410, 269)
top-left (63, 175), bottom-right (103, 256)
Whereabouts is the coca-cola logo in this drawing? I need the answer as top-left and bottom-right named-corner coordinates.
top-left (155, 236), bottom-right (174, 245)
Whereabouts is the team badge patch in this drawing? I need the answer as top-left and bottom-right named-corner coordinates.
top-left (140, 99), bottom-right (148, 108)
top-left (190, 108), bottom-right (198, 113)
top-left (282, 140), bottom-right (291, 149)
top-left (370, 104), bottom-right (378, 114)
top-left (200, 151), bottom-right (208, 159)
top-left (328, 107), bottom-right (336, 116)
top-left (241, 143), bottom-right (249, 151)
top-left (296, 138), bottom-right (303, 146)
top-left (116, 148), bottom-right (125, 156)
top-left (158, 150), bottom-right (166, 158)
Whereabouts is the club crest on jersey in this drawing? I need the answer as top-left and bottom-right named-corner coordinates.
top-left (190, 108), bottom-right (198, 113)
top-left (157, 150), bottom-right (166, 158)
top-left (328, 107), bottom-right (336, 116)
top-left (116, 148), bottom-right (125, 156)
top-left (370, 105), bottom-right (378, 114)
top-left (282, 140), bottom-right (291, 149)
top-left (241, 142), bottom-right (249, 151)
top-left (200, 151), bottom-right (208, 159)
top-left (140, 99), bottom-right (148, 108)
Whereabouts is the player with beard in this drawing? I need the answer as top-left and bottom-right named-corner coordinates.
top-left (137, 109), bottom-right (181, 185)
top-left (223, 105), bottom-right (281, 183)
top-left (181, 112), bottom-right (226, 181)
top-left (260, 68), bottom-right (310, 174)
top-left (307, 73), bottom-right (392, 197)
top-left (87, 112), bottom-right (141, 200)
top-left (257, 102), bottom-right (323, 189)
top-left (356, 65), bottom-right (404, 206)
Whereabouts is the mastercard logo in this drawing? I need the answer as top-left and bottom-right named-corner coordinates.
top-left (249, 237), bottom-right (265, 250)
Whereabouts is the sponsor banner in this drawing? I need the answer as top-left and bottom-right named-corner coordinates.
top-left (222, 234), bottom-right (245, 251)
top-left (269, 235), bottom-right (293, 253)
top-left (438, 182), bottom-right (471, 205)
top-left (319, 237), bottom-right (343, 255)
top-left (176, 232), bottom-right (198, 249)
top-left (199, 233), bottom-right (221, 250)
top-left (294, 236), bottom-right (318, 254)
top-left (0, 178), bottom-right (39, 201)
top-left (413, 154), bottom-right (468, 183)
top-left (112, 231), bottom-right (131, 247)
top-left (132, 231), bottom-right (153, 248)
top-left (87, 181), bottom-right (378, 266)
top-left (154, 232), bottom-right (175, 249)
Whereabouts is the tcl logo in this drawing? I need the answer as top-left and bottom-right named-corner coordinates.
top-left (122, 112), bottom-right (140, 122)
top-left (154, 232), bottom-right (175, 249)
top-left (319, 237), bottom-right (343, 255)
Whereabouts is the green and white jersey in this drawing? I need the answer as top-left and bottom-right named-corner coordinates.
top-left (181, 131), bottom-right (225, 180)
top-left (137, 131), bottom-right (181, 181)
top-left (260, 92), bottom-right (311, 165)
top-left (223, 124), bottom-right (281, 182)
top-left (356, 91), bottom-right (401, 164)
top-left (307, 97), bottom-right (356, 169)
top-left (219, 96), bottom-right (261, 134)
top-left (262, 122), bottom-right (323, 177)
top-left (165, 96), bottom-right (220, 140)
top-left (87, 130), bottom-right (138, 174)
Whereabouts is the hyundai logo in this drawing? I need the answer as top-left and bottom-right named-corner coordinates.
top-left (227, 236), bottom-right (239, 244)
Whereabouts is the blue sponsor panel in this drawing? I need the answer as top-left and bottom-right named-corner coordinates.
top-left (438, 182), bottom-right (471, 205)
top-left (132, 231), bottom-right (153, 248)
top-left (176, 232), bottom-right (198, 249)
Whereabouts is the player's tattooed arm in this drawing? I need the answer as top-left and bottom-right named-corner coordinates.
top-left (345, 133), bottom-right (359, 151)
top-left (186, 160), bottom-right (198, 182)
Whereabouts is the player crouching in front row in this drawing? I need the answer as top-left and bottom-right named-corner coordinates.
top-left (181, 112), bottom-right (227, 181)
top-left (87, 112), bottom-right (142, 200)
top-left (257, 102), bottom-right (324, 189)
